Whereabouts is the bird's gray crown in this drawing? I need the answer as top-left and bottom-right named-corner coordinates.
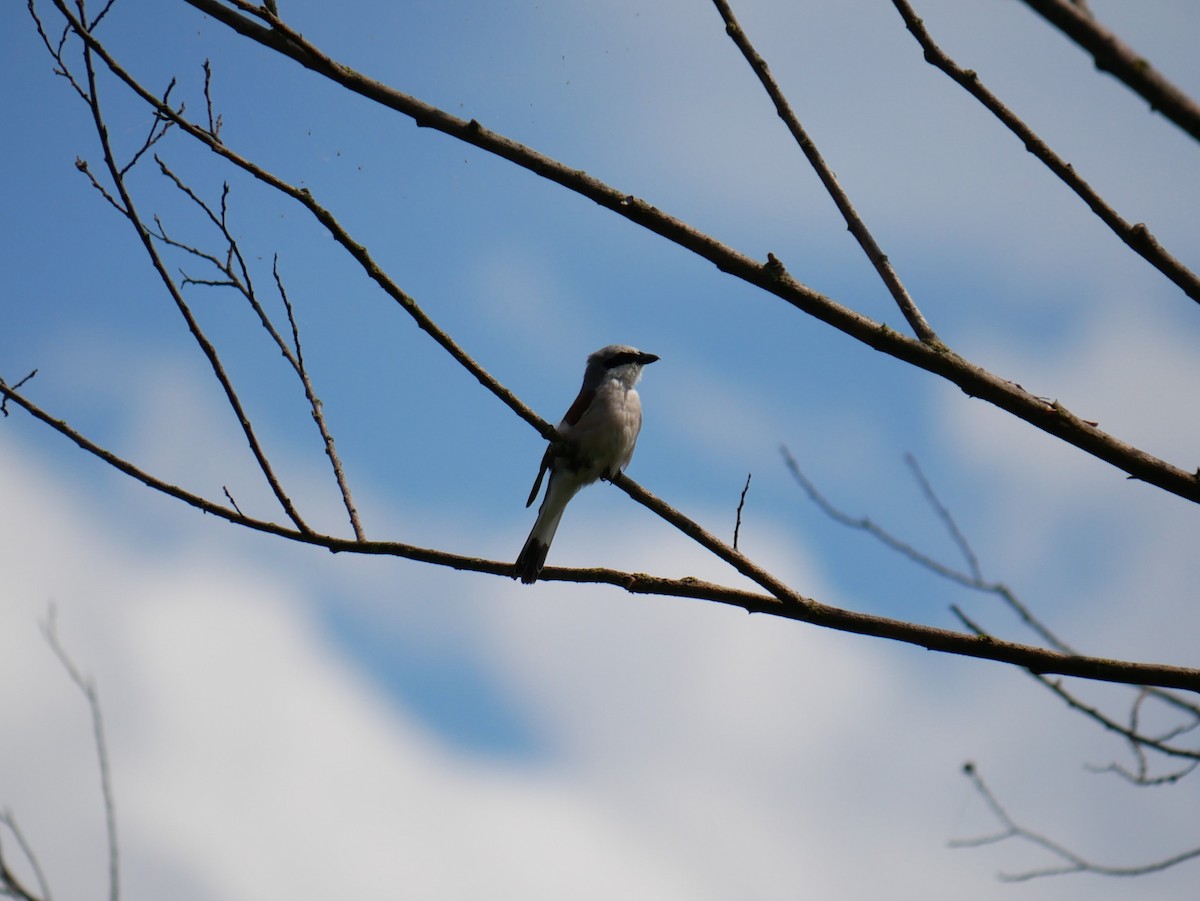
top-left (587, 344), bottom-right (660, 371)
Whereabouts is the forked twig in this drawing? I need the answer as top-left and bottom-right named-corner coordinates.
top-left (953, 762), bottom-right (1200, 881)
top-left (151, 152), bottom-right (365, 539)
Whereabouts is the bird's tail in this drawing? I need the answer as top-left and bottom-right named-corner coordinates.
top-left (514, 478), bottom-right (575, 584)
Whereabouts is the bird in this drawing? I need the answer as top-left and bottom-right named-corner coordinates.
top-left (514, 344), bottom-right (659, 584)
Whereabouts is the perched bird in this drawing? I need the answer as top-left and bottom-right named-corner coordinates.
top-left (514, 344), bottom-right (659, 584)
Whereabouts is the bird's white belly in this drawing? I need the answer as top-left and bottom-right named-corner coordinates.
top-left (567, 383), bottom-right (642, 481)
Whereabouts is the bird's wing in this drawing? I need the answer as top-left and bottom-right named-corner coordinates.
top-left (525, 445), bottom-right (553, 508)
top-left (526, 384), bottom-right (595, 507)
top-left (561, 385), bottom-right (596, 427)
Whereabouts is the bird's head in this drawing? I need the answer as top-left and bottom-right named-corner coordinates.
top-left (584, 344), bottom-right (659, 388)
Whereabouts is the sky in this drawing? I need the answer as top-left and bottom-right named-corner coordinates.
top-left (2, 0), bottom-right (1199, 898)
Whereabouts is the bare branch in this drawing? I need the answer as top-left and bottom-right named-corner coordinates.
top-left (73, 157), bottom-right (126, 216)
top-left (953, 762), bottom-right (1200, 880)
top-left (0, 810), bottom-right (50, 901)
top-left (903, 454), bottom-right (980, 582)
top-left (26, 0), bottom-right (89, 103)
top-left (1016, 0), bottom-right (1200, 143)
top-left (272, 257), bottom-right (365, 539)
top-left (891, 0), bottom-right (1200, 306)
top-left (0, 371), bottom-right (38, 417)
top-left (46, 0), bottom-right (555, 445)
top-left (201, 59), bottom-right (222, 140)
top-left (41, 607), bottom-right (119, 901)
top-left (119, 78), bottom-right (177, 176)
top-left (711, 0), bottom-right (940, 343)
top-left (733, 472), bottom-right (751, 550)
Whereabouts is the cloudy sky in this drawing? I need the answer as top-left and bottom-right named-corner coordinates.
top-left (2, 0), bottom-right (1199, 897)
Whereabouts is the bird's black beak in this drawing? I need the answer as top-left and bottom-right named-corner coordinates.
top-left (639, 353), bottom-right (660, 365)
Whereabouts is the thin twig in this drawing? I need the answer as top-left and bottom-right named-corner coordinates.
top-left (711, 0), bottom-right (940, 343)
top-left (119, 78), bottom-right (176, 176)
top-left (733, 472), bottom-right (751, 550)
top-left (903, 453), bottom-right (980, 581)
top-left (272, 258), bottom-right (365, 539)
top-left (0, 370), bottom-right (38, 417)
top-left (201, 59), bottom-right (222, 139)
top-left (27, 0), bottom-right (89, 102)
top-left (41, 607), bottom-right (118, 901)
top-left (953, 762), bottom-right (1200, 880)
top-left (782, 446), bottom-right (986, 590)
top-left (0, 809), bottom-right (50, 901)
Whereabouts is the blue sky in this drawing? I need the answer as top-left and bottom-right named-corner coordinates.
top-left (3, 0), bottom-right (1200, 897)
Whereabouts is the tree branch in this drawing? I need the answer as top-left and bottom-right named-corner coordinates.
top-left (151, 156), bottom-right (365, 540)
top-left (0, 810), bottom-right (49, 901)
top-left (1015, 0), bottom-right (1200, 143)
top-left (41, 607), bottom-right (119, 901)
top-left (953, 762), bottom-right (1200, 880)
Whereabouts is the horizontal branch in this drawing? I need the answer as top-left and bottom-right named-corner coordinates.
top-left (4, 378), bottom-right (1199, 694)
top-left (173, 0), bottom-right (1200, 506)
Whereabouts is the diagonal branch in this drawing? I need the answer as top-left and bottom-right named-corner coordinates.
top-left (0, 810), bottom-right (49, 901)
top-left (1015, 0), bottom-right (1200, 144)
top-left (41, 607), bottom-right (119, 901)
top-left (271, 257), bottom-right (365, 540)
top-left (711, 0), bottom-right (939, 343)
top-left (892, 0), bottom-right (1200, 306)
